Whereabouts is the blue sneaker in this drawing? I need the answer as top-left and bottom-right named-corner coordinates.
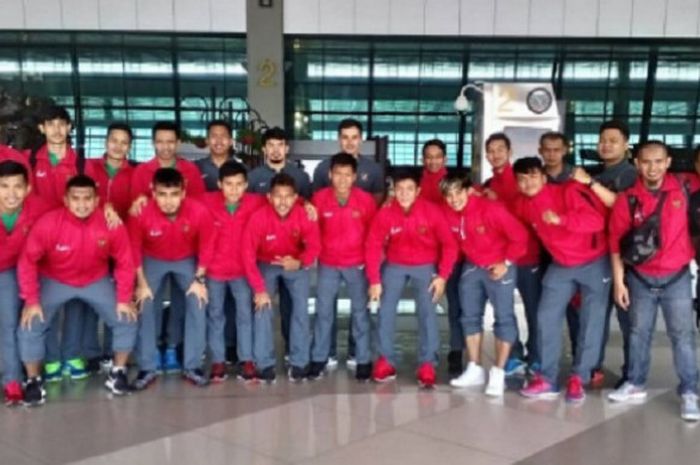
top-left (62, 358), bottom-right (88, 380)
top-left (44, 361), bottom-right (62, 384)
top-left (504, 358), bottom-right (527, 377)
top-left (162, 348), bottom-right (182, 374)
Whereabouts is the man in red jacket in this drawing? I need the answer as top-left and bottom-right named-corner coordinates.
top-left (203, 161), bottom-right (266, 383)
top-left (0, 161), bottom-right (50, 405)
top-left (130, 122), bottom-right (206, 373)
top-left (242, 173), bottom-right (321, 383)
top-left (129, 168), bottom-right (212, 390)
top-left (419, 139), bottom-right (448, 205)
top-left (28, 105), bottom-right (87, 382)
top-left (366, 170), bottom-right (458, 388)
top-left (607, 141), bottom-right (699, 421)
top-left (17, 175), bottom-right (138, 406)
top-left (309, 153), bottom-right (377, 381)
top-left (441, 173), bottom-right (529, 397)
top-left (130, 121), bottom-right (206, 201)
top-left (514, 157), bottom-right (611, 403)
top-left (83, 122), bottom-right (135, 373)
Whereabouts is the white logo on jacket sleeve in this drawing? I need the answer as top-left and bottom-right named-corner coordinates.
top-left (36, 171), bottom-right (47, 178)
top-left (148, 230), bottom-right (163, 237)
top-left (55, 244), bottom-right (71, 252)
top-left (322, 211), bottom-right (333, 218)
top-left (265, 234), bottom-right (276, 241)
top-left (389, 227), bottom-right (402, 235)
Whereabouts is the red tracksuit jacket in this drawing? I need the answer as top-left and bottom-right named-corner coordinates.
top-left (0, 195), bottom-right (51, 272)
top-left (513, 182), bottom-right (607, 267)
top-left (28, 145), bottom-right (79, 209)
top-left (609, 175), bottom-right (693, 277)
top-left (127, 197), bottom-right (214, 269)
top-left (365, 197), bottom-right (458, 285)
top-left (419, 167), bottom-right (447, 205)
top-left (488, 163), bottom-right (519, 207)
top-left (0, 144), bottom-right (30, 172)
top-left (456, 195), bottom-right (529, 267)
top-left (241, 202), bottom-right (321, 293)
top-left (130, 157), bottom-right (206, 201)
top-left (18, 207), bottom-right (135, 305)
top-left (204, 191), bottom-right (267, 281)
top-left (312, 187), bottom-right (377, 268)
top-left (85, 157), bottom-right (133, 220)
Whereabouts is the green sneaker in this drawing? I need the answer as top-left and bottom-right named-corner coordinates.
top-left (63, 358), bottom-right (88, 380)
top-left (44, 361), bottom-right (63, 383)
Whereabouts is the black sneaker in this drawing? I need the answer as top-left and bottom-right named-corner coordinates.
top-left (288, 365), bottom-right (307, 383)
top-left (225, 346), bottom-right (238, 366)
top-left (132, 370), bottom-right (158, 391)
top-left (447, 350), bottom-right (463, 376)
top-left (86, 357), bottom-right (102, 375)
top-left (23, 377), bottom-right (46, 407)
top-left (307, 361), bottom-right (326, 381)
top-left (105, 368), bottom-right (132, 396)
top-left (183, 369), bottom-right (209, 387)
top-left (257, 366), bottom-right (276, 384)
top-left (355, 363), bottom-right (372, 382)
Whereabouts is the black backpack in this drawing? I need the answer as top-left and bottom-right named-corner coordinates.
top-left (620, 191), bottom-right (667, 266)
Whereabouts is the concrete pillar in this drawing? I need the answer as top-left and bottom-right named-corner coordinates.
top-left (246, 0), bottom-right (285, 128)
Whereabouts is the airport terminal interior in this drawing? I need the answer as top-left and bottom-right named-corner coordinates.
top-left (2, 1), bottom-right (700, 464)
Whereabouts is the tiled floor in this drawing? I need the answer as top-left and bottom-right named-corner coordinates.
top-left (1, 325), bottom-right (698, 465)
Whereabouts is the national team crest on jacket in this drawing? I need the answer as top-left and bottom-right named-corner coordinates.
top-left (418, 225), bottom-right (427, 235)
top-left (182, 224), bottom-right (190, 234)
top-left (351, 209), bottom-right (361, 218)
top-left (97, 238), bottom-right (107, 248)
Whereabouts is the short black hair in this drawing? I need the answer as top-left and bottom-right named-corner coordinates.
top-left (207, 119), bottom-right (233, 137)
top-left (513, 156), bottom-right (546, 175)
top-left (422, 139), bottom-right (447, 158)
top-left (392, 168), bottom-right (421, 187)
top-left (0, 160), bottom-right (29, 183)
top-left (152, 167), bottom-right (184, 188)
top-left (262, 126), bottom-right (288, 146)
top-left (107, 122), bottom-right (134, 142)
top-left (218, 160), bottom-right (248, 182)
top-left (440, 172), bottom-right (472, 195)
top-left (634, 140), bottom-right (669, 158)
top-left (337, 118), bottom-right (363, 135)
top-left (599, 120), bottom-right (630, 141)
top-left (330, 152), bottom-right (357, 173)
top-left (539, 131), bottom-right (569, 148)
top-left (40, 105), bottom-right (71, 125)
top-left (152, 121), bottom-right (181, 140)
top-left (485, 132), bottom-right (511, 151)
top-left (66, 174), bottom-right (97, 191)
top-left (270, 172), bottom-right (297, 193)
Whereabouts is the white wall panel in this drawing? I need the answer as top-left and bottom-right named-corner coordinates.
top-left (389, 0), bottom-right (424, 35)
top-left (665, 0), bottom-right (699, 37)
top-left (135, 0), bottom-right (175, 31)
top-left (529, 0), bottom-right (564, 36)
top-left (598, 0), bottom-right (632, 37)
top-left (98, 0), bottom-right (138, 30)
top-left (425, 0), bottom-right (460, 35)
top-left (0, 0), bottom-right (25, 28)
top-left (319, 0), bottom-right (354, 34)
top-left (563, 0), bottom-right (599, 36)
top-left (210, 0), bottom-right (246, 32)
top-left (460, 0), bottom-right (496, 35)
top-left (24, 0), bottom-right (62, 29)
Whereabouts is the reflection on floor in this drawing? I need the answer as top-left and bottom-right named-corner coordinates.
top-left (1, 328), bottom-right (698, 465)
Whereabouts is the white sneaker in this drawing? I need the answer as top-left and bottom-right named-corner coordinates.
top-left (326, 357), bottom-right (338, 370)
top-left (450, 362), bottom-right (486, 388)
top-left (681, 393), bottom-right (700, 422)
top-left (607, 382), bottom-right (648, 403)
top-left (346, 357), bottom-right (357, 370)
top-left (485, 366), bottom-right (505, 397)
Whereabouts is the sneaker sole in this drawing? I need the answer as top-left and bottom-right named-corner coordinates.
top-left (418, 381), bottom-right (436, 389)
top-left (485, 387), bottom-right (505, 397)
top-left (373, 374), bottom-right (396, 383)
top-left (520, 391), bottom-right (560, 400)
top-left (608, 393), bottom-right (647, 403)
top-left (681, 413), bottom-right (700, 422)
top-left (565, 395), bottom-right (586, 404)
top-left (210, 375), bottom-right (229, 384)
top-left (450, 379), bottom-right (486, 388)
top-left (104, 380), bottom-right (130, 396)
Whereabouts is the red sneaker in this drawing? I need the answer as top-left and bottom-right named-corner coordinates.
top-left (416, 362), bottom-right (436, 388)
top-left (589, 369), bottom-right (605, 389)
top-left (566, 374), bottom-right (585, 403)
top-left (209, 362), bottom-right (228, 383)
top-left (372, 356), bottom-right (396, 383)
top-left (237, 361), bottom-right (257, 382)
top-left (4, 381), bottom-right (24, 407)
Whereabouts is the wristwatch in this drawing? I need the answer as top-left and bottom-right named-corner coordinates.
top-left (194, 275), bottom-right (207, 285)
